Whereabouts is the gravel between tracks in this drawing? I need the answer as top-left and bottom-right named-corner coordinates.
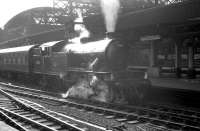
top-left (17, 95), bottom-right (144, 131)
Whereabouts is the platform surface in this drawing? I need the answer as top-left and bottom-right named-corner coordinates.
top-left (0, 121), bottom-right (18, 131)
top-left (150, 78), bottom-right (200, 92)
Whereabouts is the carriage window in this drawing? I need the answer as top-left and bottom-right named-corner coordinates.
top-left (8, 58), bottom-right (11, 64)
top-left (18, 58), bottom-right (21, 65)
top-left (0, 56), bottom-right (1, 64)
top-left (22, 56), bottom-right (26, 65)
top-left (13, 58), bottom-right (16, 64)
top-left (4, 57), bottom-right (6, 64)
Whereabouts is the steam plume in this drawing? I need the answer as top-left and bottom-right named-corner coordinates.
top-left (100, 0), bottom-right (120, 32)
top-left (69, 9), bottom-right (90, 43)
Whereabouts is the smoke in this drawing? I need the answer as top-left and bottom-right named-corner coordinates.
top-left (100, 0), bottom-right (120, 33)
top-left (70, 9), bottom-right (90, 43)
top-left (90, 76), bottom-right (109, 102)
top-left (62, 78), bottom-right (94, 99)
top-left (62, 76), bottom-right (110, 102)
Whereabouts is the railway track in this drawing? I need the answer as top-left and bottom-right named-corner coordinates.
top-left (1, 81), bottom-right (200, 131)
top-left (0, 89), bottom-right (108, 131)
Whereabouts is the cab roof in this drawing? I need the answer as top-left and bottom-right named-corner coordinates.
top-left (39, 40), bottom-right (63, 48)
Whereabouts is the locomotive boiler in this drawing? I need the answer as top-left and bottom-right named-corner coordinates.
top-left (65, 38), bottom-right (127, 73)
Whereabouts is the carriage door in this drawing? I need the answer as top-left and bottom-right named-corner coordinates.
top-left (31, 47), bottom-right (43, 74)
top-left (42, 46), bottom-right (52, 74)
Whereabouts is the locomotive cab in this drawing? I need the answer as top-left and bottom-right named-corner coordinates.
top-left (31, 41), bottom-right (67, 78)
top-left (41, 46), bottom-right (51, 56)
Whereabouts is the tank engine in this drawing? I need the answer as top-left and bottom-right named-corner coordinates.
top-left (64, 38), bottom-right (131, 102)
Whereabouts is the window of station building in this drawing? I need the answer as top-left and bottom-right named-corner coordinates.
top-left (155, 39), bottom-right (175, 67)
top-left (181, 45), bottom-right (188, 67)
top-left (128, 43), bottom-right (150, 68)
top-left (194, 45), bottom-right (200, 68)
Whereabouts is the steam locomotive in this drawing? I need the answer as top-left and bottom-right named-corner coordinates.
top-left (0, 34), bottom-right (150, 103)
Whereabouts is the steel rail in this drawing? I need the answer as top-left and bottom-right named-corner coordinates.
top-left (0, 110), bottom-right (28, 131)
top-left (1, 82), bottom-right (200, 130)
top-left (0, 89), bottom-right (97, 131)
top-left (0, 82), bottom-right (57, 96)
top-left (2, 81), bottom-right (199, 122)
top-left (20, 98), bottom-right (109, 131)
top-left (3, 88), bottom-right (200, 130)
top-left (0, 107), bottom-right (59, 131)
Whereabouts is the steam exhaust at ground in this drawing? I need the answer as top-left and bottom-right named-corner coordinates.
top-left (62, 76), bottom-right (110, 102)
top-left (62, 78), bottom-right (94, 99)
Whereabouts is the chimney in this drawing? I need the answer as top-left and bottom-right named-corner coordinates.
top-left (106, 32), bottom-right (118, 39)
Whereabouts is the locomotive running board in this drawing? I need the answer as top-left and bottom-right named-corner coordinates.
top-left (66, 69), bottom-right (111, 75)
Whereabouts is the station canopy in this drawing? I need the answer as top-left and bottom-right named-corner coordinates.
top-left (4, 0), bottom-right (187, 31)
top-left (0, 0), bottom-right (190, 47)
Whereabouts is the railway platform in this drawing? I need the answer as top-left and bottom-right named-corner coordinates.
top-left (0, 121), bottom-right (18, 131)
top-left (150, 77), bottom-right (200, 91)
